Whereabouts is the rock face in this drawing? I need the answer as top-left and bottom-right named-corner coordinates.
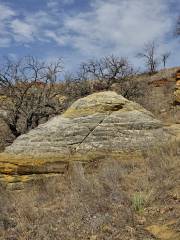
top-left (5, 91), bottom-right (169, 155)
top-left (0, 91), bottom-right (172, 180)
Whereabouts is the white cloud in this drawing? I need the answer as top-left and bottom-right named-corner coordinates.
top-left (0, 3), bottom-right (16, 46)
top-left (41, 0), bottom-right (179, 70)
top-left (0, 2), bottom-right (60, 46)
top-left (47, 0), bottom-right (58, 8)
top-left (57, 0), bottom-right (176, 57)
top-left (0, 3), bottom-right (15, 20)
top-left (44, 30), bottom-right (68, 45)
top-left (0, 0), bottom-right (179, 69)
top-left (10, 10), bottom-right (59, 43)
top-left (47, 0), bottom-right (74, 8)
top-left (11, 19), bottom-right (36, 42)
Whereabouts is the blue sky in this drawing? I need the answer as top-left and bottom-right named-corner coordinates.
top-left (0, 0), bottom-right (179, 72)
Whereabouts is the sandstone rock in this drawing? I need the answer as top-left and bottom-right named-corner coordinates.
top-left (174, 69), bottom-right (180, 103)
top-left (0, 91), bottom-right (173, 181)
top-left (4, 92), bottom-right (169, 155)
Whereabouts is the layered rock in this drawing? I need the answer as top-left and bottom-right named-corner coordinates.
top-left (0, 91), bottom-right (173, 181)
top-left (174, 70), bottom-right (180, 103)
top-left (4, 91), bottom-right (169, 154)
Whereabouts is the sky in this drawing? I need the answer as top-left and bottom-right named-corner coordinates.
top-left (0, 0), bottom-right (179, 72)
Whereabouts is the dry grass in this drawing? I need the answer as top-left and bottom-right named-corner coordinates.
top-left (132, 67), bottom-right (180, 124)
top-left (0, 140), bottom-right (179, 240)
top-left (0, 67), bottom-right (179, 239)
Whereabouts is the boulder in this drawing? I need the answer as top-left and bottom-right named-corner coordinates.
top-left (0, 92), bottom-right (172, 181)
top-left (4, 91), bottom-right (169, 154)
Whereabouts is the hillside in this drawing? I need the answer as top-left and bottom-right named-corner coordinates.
top-left (0, 67), bottom-right (179, 152)
top-left (113, 67), bottom-right (180, 123)
top-left (0, 74), bottom-right (179, 239)
top-left (0, 0), bottom-right (179, 238)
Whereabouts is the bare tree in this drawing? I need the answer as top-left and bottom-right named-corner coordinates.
top-left (176, 16), bottom-right (180, 35)
top-left (63, 72), bottom-right (92, 101)
top-left (161, 52), bottom-right (171, 68)
top-left (77, 55), bottom-right (144, 100)
top-left (79, 55), bottom-right (134, 89)
top-left (0, 56), bottom-right (63, 137)
top-left (137, 41), bottom-right (159, 74)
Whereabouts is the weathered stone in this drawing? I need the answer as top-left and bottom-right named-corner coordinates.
top-left (174, 69), bottom-right (180, 103)
top-left (4, 92), bottom-right (169, 155)
top-left (0, 91), bottom-right (173, 182)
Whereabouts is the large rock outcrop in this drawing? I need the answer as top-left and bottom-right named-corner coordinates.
top-left (4, 91), bottom-right (170, 154)
top-left (0, 91), bottom-right (173, 181)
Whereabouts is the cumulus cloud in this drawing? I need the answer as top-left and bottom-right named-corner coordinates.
top-left (58, 0), bottom-right (176, 57)
top-left (0, 3), bottom-right (15, 20)
top-left (0, 0), bottom-right (179, 68)
top-left (11, 19), bottom-right (36, 42)
top-left (47, 0), bottom-right (74, 9)
top-left (44, 30), bottom-right (68, 45)
top-left (0, 2), bottom-right (60, 46)
top-left (0, 3), bottom-right (16, 46)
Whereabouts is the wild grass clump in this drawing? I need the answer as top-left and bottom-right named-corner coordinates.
top-left (132, 192), bottom-right (144, 212)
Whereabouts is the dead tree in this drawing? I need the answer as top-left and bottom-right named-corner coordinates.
top-left (137, 41), bottom-right (159, 74)
top-left (0, 56), bottom-right (63, 137)
top-left (176, 16), bottom-right (180, 35)
top-left (161, 52), bottom-right (171, 68)
top-left (79, 55), bottom-right (134, 89)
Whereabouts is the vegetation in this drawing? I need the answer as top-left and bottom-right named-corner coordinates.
top-left (0, 55), bottom-right (179, 239)
top-left (0, 0), bottom-right (179, 237)
top-left (0, 142), bottom-right (179, 239)
top-left (0, 54), bottom-right (179, 146)
top-left (132, 192), bottom-right (145, 213)
top-left (0, 54), bottom-right (145, 138)
top-left (136, 41), bottom-right (171, 74)
top-left (79, 55), bottom-right (135, 89)
top-left (176, 16), bottom-right (180, 35)
top-left (137, 41), bottom-right (159, 74)
top-left (161, 52), bottom-right (171, 68)
top-left (0, 56), bottom-right (64, 136)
